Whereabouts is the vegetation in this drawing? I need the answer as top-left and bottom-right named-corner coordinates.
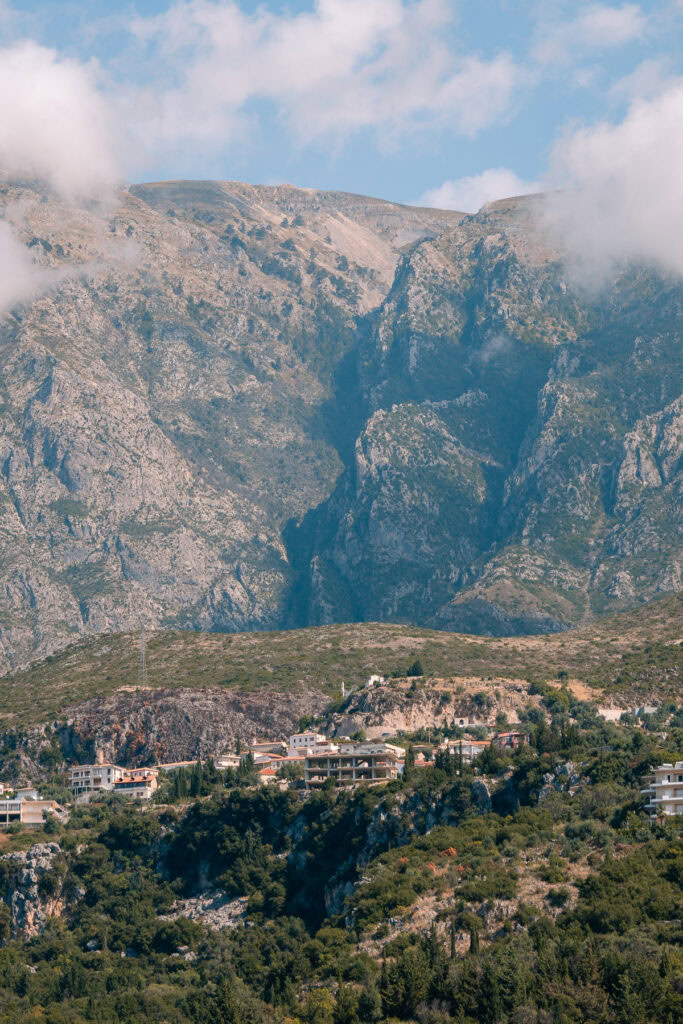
top-left (0, 699), bottom-right (681, 1023)
top-left (0, 594), bottom-right (680, 725)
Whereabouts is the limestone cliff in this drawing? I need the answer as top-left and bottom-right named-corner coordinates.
top-left (0, 180), bottom-right (680, 668)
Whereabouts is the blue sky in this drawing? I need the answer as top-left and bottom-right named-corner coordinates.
top-left (1, 1), bottom-right (683, 210)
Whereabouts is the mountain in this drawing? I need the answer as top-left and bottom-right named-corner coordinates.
top-left (0, 179), bottom-right (680, 670)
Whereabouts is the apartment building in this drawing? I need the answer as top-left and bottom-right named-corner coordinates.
top-left (113, 771), bottom-right (158, 800)
top-left (305, 742), bottom-right (403, 788)
top-left (0, 798), bottom-right (66, 828)
top-left (288, 732), bottom-right (328, 755)
top-left (215, 753), bottom-right (241, 770)
top-left (69, 763), bottom-right (126, 797)
top-left (439, 739), bottom-right (489, 763)
top-left (641, 761), bottom-right (683, 820)
top-left (70, 763), bottom-right (159, 800)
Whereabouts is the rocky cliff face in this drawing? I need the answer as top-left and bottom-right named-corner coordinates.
top-left (55, 686), bottom-right (327, 766)
top-left (0, 181), bottom-right (680, 669)
top-left (294, 198), bottom-right (682, 633)
top-left (1, 843), bottom-right (70, 941)
top-left (0, 178), bottom-right (459, 671)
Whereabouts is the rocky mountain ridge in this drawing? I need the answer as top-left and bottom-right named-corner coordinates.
top-left (0, 179), bottom-right (680, 670)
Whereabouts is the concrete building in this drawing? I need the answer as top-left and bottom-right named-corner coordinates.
top-left (305, 743), bottom-right (403, 788)
top-left (69, 763), bottom-right (126, 797)
top-left (215, 753), bottom-right (241, 770)
top-left (249, 739), bottom-right (288, 756)
top-left (113, 771), bottom-right (158, 800)
top-left (256, 768), bottom-right (279, 787)
top-left (0, 798), bottom-right (66, 828)
top-left (288, 732), bottom-right (328, 755)
top-left (641, 761), bottom-right (683, 820)
top-left (439, 740), bottom-right (489, 763)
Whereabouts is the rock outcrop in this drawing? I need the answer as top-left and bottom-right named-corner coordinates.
top-left (55, 686), bottom-right (328, 766)
top-left (1, 843), bottom-right (71, 941)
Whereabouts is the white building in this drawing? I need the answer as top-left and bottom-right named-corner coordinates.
top-left (113, 771), bottom-right (158, 800)
top-left (288, 732), bottom-right (328, 755)
top-left (15, 787), bottom-right (40, 801)
top-left (69, 763), bottom-right (159, 800)
top-left (641, 761), bottom-right (683, 820)
top-left (215, 753), bottom-right (241, 770)
top-left (439, 739), bottom-right (489, 763)
top-left (69, 764), bottom-right (126, 797)
top-left (365, 674), bottom-right (385, 688)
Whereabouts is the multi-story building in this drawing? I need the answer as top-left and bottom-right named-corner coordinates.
top-left (305, 743), bottom-right (403, 788)
top-left (69, 764), bottom-right (126, 797)
top-left (438, 740), bottom-right (489, 763)
top-left (641, 761), bottom-right (683, 820)
top-left (0, 798), bottom-right (66, 828)
top-left (70, 763), bottom-right (159, 800)
top-left (288, 732), bottom-right (328, 755)
top-left (113, 771), bottom-right (158, 800)
top-left (215, 753), bottom-right (241, 770)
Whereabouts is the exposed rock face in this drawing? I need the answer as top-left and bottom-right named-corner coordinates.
top-left (0, 178), bottom-right (460, 672)
top-left (55, 686), bottom-right (328, 766)
top-left (160, 891), bottom-right (248, 931)
top-left (2, 843), bottom-right (69, 940)
top-left (296, 198), bottom-right (682, 633)
top-left (0, 180), bottom-right (680, 670)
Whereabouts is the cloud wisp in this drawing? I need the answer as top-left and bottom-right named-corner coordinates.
top-left (533, 3), bottom-right (645, 66)
top-left (418, 168), bottom-right (540, 213)
top-left (543, 79), bottom-right (683, 282)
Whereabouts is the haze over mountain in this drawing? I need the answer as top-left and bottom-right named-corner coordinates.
top-left (0, 176), bottom-right (679, 672)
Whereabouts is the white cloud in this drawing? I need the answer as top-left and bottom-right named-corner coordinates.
top-left (125, 0), bottom-right (522, 161)
top-left (543, 80), bottom-right (683, 281)
top-left (0, 41), bottom-right (119, 196)
top-left (0, 221), bottom-right (40, 312)
top-left (0, 220), bottom-right (86, 314)
top-left (418, 168), bottom-right (540, 213)
top-left (534, 4), bottom-right (645, 65)
top-left (609, 57), bottom-right (677, 102)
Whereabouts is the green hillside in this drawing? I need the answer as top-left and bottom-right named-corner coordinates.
top-left (1, 594), bottom-right (680, 725)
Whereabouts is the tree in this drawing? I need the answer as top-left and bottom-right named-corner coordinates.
top-left (190, 760), bottom-right (204, 797)
top-left (333, 984), bottom-right (359, 1024)
top-left (407, 659), bottom-right (424, 678)
top-left (303, 988), bottom-right (335, 1024)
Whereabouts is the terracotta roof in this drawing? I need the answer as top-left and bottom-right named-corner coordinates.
top-left (257, 768), bottom-right (277, 776)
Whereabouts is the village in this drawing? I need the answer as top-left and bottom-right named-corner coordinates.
top-left (1, 697), bottom-right (681, 827)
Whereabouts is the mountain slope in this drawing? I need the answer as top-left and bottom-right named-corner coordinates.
top-left (294, 197), bottom-right (682, 632)
top-left (0, 178), bottom-right (460, 671)
top-left (0, 180), bottom-right (679, 669)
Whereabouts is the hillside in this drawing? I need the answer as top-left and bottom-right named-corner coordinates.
top-left (1, 594), bottom-right (680, 727)
top-left (0, 698), bottom-right (682, 1024)
top-left (0, 179), bottom-right (680, 669)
